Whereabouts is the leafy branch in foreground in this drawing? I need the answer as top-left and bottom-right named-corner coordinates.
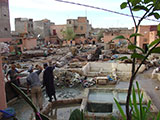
top-left (113, 0), bottom-right (160, 119)
top-left (10, 83), bottom-right (49, 120)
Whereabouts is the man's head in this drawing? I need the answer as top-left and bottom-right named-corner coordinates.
top-left (28, 66), bottom-right (33, 73)
top-left (43, 63), bottom-right (48, 69)
top-left (11, 64), bottom-right (16, 70)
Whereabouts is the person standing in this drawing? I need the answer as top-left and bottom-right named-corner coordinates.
top-left (26, 65), bottom-right (43, 110)
top-left (43, 63), bottom-right (57, 102)
top-left (6, 64), bottom-right (24, 86)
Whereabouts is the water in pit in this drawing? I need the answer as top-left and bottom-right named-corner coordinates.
top-left (8, 87), bottom-right (83, 120)
top-left (48, 104), bottom-right (80, 120)
top-left (88, 91), bottom-right (113, 103)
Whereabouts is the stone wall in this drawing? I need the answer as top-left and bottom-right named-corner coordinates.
top-left (0, 56), bottom-right (7, 109)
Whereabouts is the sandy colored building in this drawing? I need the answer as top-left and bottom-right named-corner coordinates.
top-left (67, 17), bottom-right (92, 38)
top-left (0, 0), bottom-right (11, 42)
top-left (137, 25), bottom-right (158, 49)
top-left (34, 19), bottom-right (51, 38)
top-left (15, 18), bottom-right (34, 36)
top-left (50, 24), bottom-right (66, 39)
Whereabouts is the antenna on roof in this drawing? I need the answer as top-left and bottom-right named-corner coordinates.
top-left (85, 8), bottom-right (87, 17)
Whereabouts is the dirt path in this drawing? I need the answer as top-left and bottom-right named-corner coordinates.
top-left (136, 68), bottom-right (160, 110)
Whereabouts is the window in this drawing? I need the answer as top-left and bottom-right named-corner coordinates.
top-left (4, 28), bottom-right (8, 31)
top-left (143, 38), bottom-right (147, 42)
top-left (68, 21), bottom-right (71, 24)
top-left (4, 14), bottom-right (7, 17)
top-left (80, 26), bottom-right (83, 30)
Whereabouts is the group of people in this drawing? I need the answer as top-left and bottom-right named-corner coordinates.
top-left (5, 62), bottom-right (57, 111)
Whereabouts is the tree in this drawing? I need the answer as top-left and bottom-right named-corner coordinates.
top-left (113, 0), bottom-right (160, 120)
top-left (62, 26), bottom-right (76, 41)
top-left (97, 30), bottom-right (104, 42)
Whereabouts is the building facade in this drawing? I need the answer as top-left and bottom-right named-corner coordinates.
top-left (0, 0), bottom-right (11, 42)
top-left (15, 18), bottom-right (34, 36)
top-left (137, 25), bottom-right (158, 49)
top-left (67, 17), bottom-right (91, 38)
top-left (103, 28), bottom-right (134, 44)
top-left (34, 19), bottom-right (51, 38)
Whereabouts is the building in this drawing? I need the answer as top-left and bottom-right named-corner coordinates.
top-left (67, 17), bottom-right (92, 38)
top-left (0, 0), bottom-right (11, 42)
top-left (34, 19), bottom-right (51, 39)
top-left (15, 18), bottom-right (34, 36)
top-left (103, 28), bottom-right (134, 44)
top-left (50, 24), bottom-right (66, 39)
top-left (137, 25), bottom-right (158, 49)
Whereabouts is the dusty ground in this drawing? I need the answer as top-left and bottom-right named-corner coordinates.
top-left (136, 68), bottom-right (160, 110)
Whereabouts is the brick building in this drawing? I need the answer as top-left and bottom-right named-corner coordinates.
top-left (67, 17), bottom-right (92, 38)
top-left (137, 25), bottom-right (158, 49)
top-left (103, 28), bottom-right (134, 44)
top-left (0, 0), bottom-right (11, 42)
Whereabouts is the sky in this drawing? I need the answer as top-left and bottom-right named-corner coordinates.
top-left (9, 0), bottom-right (160, 31)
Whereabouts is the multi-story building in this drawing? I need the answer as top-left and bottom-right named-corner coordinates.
top-left (0, 0), bottom-right (11, 42)
top-left (50, 24), bottom-right (66, 39)
top-left (67, 17), bottom-right (92, 38)
top-left (15, 18), bottom-right (34, 36)
top-left (34, 19), bottom-right (51, 38)
top-left (137, 25), bottom-right (158, 49)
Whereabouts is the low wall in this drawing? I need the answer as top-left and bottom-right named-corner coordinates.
top-left (82, 62), bottom-right (145, 81)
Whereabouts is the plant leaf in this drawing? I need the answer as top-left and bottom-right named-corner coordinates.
top-left (116, 56), bottom-right (128, 61)
top-left (151, 47), bottom-right (160, 53)
top-left (128, 44), bottom-right (145, 53)
top-left (11, 83), bottom-right (50, 120)
top-left (153, 12), bottom-right (160, 19)
top-left (114, 98), bottom-right (126, 120)
top-left (157, 24), bottom-right (160, 37)
top-left (148, 39), bottom-right (160, 48)
top-left (132, 86), bottom-right (140, 119)
top-left (132, 5), bottom-right (148, 11)
top-left (131, 0), bottom-right (141, 6)
top-left (120, 2), bottom-right (127, 9)
top-left (112, 35), bottom-right (126, 40)
top-left (129, 33), bottom-right (143, 38)
top-left (11, 83), bottom-right (37, 112)
top-left (131, 53), bottom-right (145, 59)
top-left (156, 112), bottom-right (160, 120)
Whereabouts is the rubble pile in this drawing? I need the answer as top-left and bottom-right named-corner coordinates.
top-left (54, 70), bottom-right (96, 88)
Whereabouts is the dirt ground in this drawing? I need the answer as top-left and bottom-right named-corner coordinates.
top-left (136, 68), bottom-right (160, 110)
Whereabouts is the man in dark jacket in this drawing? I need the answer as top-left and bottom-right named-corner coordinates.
top-left (43, 63), bottom-right (57, 102)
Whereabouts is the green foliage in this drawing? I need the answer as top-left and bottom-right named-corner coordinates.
top-left (129, 33), bottom-right (143, 38)
top-left (112, 35), bottom-right (126, 40)
top-left (69, 109), bottom-right (85, 120)
top-left (114, 82), bottom-right (160, 120)
top-left (120, 2), bottom-right (127, 9)
top-left (128, 44), bottom-right (145, 54)
top-left (151, 47), bottom-right (160, 53)
top-left (148, 39), bottom-right (160, 48)
top-left (97, 30), bottom-right (104, 42)
top-left (131, 53), bottom-right (145, 59)
top-left (10, 83), bottom-right (49, 120)
top-left (157, 24), bottom-right (160, 37)
top-left (114, 98), bottom-right (127, 120)
top-left (62, 27), bottom-right (76, 41)
top-left (116, 56), bottom-right (129, 61)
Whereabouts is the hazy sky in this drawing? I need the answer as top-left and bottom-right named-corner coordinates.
top-left (9, 0), bottom-right (160, 30)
